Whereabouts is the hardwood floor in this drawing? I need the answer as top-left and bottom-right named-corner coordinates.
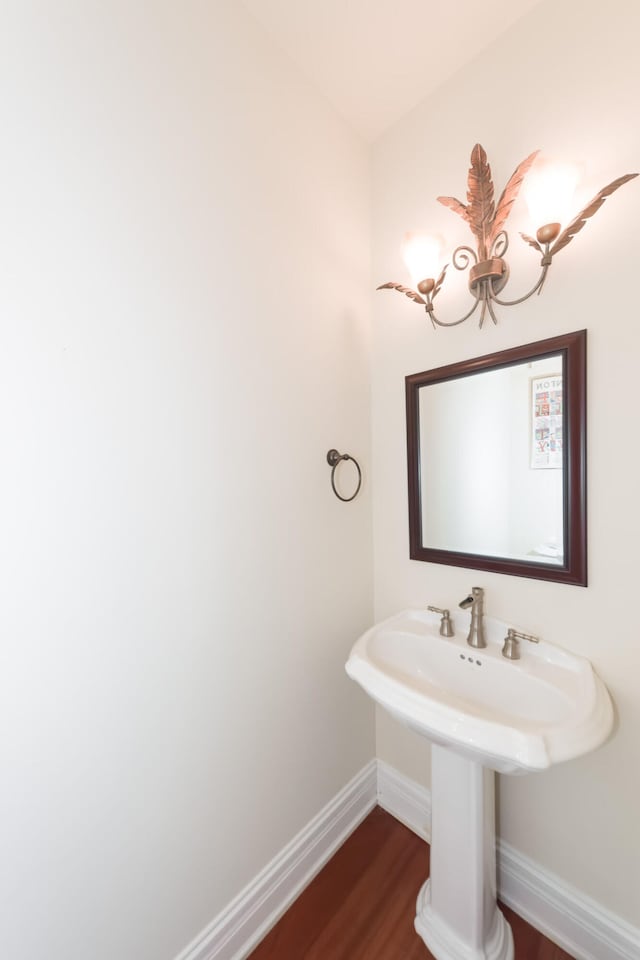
top-left (248, 807), bottom-right (575, 960)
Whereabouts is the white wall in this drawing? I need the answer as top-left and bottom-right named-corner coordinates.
top-left (372, 0), bottom-right (640, 927)
top-left (0, 4), bottom-right (374, 959)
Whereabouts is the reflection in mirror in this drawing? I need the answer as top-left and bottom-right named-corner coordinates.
top-left (419, 356), bottom-right (563, 564)
top-left (406, 331), bottom-right (586, 585)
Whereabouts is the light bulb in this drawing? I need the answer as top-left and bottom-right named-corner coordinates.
top-left (402, 233), bottom-right (443, 291)
top-left (523, 158), bottom-right (581, 233)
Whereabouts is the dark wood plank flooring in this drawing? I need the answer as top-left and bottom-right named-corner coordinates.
top-left (248, 807), bottom-right (574, 959)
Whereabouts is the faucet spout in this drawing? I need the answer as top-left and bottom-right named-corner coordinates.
top-left (459, 586), bottom-right (486, 648)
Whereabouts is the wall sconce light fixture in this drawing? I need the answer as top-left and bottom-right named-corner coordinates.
top-left (379, 144), bottom-right (637, 328)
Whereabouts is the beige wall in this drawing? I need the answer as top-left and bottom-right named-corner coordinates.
top-left (371, 0), bottom-right (640, 927)
top-left (0, 4), bottom-right (374, 959)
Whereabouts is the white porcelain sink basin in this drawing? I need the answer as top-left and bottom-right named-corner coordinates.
top-left (346, 608), bottom-right (613, 774)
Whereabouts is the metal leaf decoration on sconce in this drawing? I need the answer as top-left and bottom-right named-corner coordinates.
top-left (378, 265), bottom-right (448, 308)
top-left (378, 144), bottom-right (637, 328)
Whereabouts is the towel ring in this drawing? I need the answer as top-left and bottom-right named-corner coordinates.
top-left (326, 449), bottom-right (362, 502)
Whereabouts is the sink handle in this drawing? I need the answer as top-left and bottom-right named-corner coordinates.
top-left (502, 627), bottom-right (540, 660)
top-left (427, 605), bottom-right (455, 638)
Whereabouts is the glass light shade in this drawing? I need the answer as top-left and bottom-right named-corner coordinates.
top-left (523, 158), bottom-right (581, 230)
top-left (402, 233), bottom-right (443, 288)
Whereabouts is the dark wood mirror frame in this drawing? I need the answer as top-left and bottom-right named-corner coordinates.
top-left (406, 330), bottom-right (587, 585)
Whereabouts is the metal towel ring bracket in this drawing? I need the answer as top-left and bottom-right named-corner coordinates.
top-left (326, 449), bottom-right (362, 502)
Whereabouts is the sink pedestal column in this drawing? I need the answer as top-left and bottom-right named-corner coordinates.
top-left (415, 745), bottom-right (513, 960)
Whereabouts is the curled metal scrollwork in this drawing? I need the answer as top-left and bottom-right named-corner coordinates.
top-left (491, 230), bottom-right (509, 259)
top-left (452, 245), bottom-right (478, 272)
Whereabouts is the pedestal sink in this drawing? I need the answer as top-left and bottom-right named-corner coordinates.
top-left (345, 607), bottom-right (613, 960)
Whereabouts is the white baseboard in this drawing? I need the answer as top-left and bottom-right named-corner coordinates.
top-left (175, 758), bottom-right (639, 960)
top-left (174, 760), bottom-right (377, 960)
top-left (497, 842), bottom-right (640, 960)
top-left (377, 759), bottom-right (431, 841)
top-left (377, 760), bottom-right (640, 960)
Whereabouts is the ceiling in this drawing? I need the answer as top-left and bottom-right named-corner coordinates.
top-left (241, 0), bottom-right (543, 141)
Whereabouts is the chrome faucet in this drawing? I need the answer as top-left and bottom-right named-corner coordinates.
top-left (459, 586), bottom-right (486, 648)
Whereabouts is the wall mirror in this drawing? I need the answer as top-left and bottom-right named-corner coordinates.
top-left (406, 330), bottom-right (586, 585)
